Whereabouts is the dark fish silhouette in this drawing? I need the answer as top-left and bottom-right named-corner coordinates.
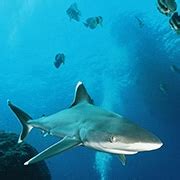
top-left (66, 3), bottom-right (81, 22)
top-left (54, 53), bottom-right (65, 68)
top-left (84, 16), bottom-right (103, 29)
top-left (159, 83), bottom-right (168, 95)
top-left (170, 64), bottom-right (180, 73)
top-left (135, 16), bottom-right (144, 28)
top-left (169, 12), bottom-right (180, 34)
top-left (157, 0), bottom-right (177, 16)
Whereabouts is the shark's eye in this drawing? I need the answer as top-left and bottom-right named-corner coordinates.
top-left (109, 136), bottom-right (116, 143)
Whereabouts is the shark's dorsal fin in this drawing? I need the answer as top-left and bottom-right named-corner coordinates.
top-left (70, 81), bottom-right (94, 107)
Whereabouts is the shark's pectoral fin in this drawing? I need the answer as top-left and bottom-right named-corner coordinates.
top-left (24, 137), bottom-right (81, 165)
top-left (118, 154), bottom-right (126, 166)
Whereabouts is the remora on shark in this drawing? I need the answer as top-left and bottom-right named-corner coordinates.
top-left (7, 81), bottom-right (163, 166)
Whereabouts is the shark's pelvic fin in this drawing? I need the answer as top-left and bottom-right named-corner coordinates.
top-left (7, 100), bottom-right (33, 143)
top-left (70, 81), bottom-right (94, 107)
top-left (24, 136), bottom-right (81, 165)
top-left (118, 154), bottom-right (126, 166)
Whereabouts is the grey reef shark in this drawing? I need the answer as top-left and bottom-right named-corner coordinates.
top-left (7, 81), bottom-right (163, 166)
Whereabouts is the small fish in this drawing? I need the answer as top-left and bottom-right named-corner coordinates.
top-left (84, 16), bottom-right (103, 29)
top-left (159, 83), bottom-right (168, 95)
top-left (135, 16), bottom-right (144, 28)
top-left (54, 53), bottom-right (65, 69)
top-left (170, 64), bottom-right (180, 73)
top-left (166, 0), bottom-right (177, 11)
top-left (66, 3), bottom-right (81, 22)
top-left (169, 12), bottom-right (180, 34)
top-left (157, 0), bottom-right (177, 16)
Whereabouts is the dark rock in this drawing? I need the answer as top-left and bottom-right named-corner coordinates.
top-left (0, 131), bottom-right (51, 180)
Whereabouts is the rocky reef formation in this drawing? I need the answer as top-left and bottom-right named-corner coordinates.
top-left (0, 131), bottom-right (51, 180)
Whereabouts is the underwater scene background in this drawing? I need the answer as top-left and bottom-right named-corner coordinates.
top-left (0, 0), bottom-right (180, 179)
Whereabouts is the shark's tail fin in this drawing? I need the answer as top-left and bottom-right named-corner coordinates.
top-left (7, 100), bottom-right (33, 143)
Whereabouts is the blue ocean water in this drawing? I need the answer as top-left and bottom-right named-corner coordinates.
top-left (0, 0), bottom-right (180, 179)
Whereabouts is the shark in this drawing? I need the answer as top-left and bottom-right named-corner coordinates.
top-left (7, 81), bottom-right (163, 166)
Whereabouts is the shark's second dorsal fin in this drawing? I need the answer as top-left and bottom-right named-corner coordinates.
top-left (70, 81), bottom-right (94, 107)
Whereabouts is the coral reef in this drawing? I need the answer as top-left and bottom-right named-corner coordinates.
top-left (0, 131), bottom-right (51, 180)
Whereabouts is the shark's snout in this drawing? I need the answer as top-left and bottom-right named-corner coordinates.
top-left (117, 128), bottom-right (163, 152)
top-left (139, 130), bottom-right (163, 151)
top-left (126, 139), bottom-right (163, 152)
top-left (147, 136), bottom-right (163, 150)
